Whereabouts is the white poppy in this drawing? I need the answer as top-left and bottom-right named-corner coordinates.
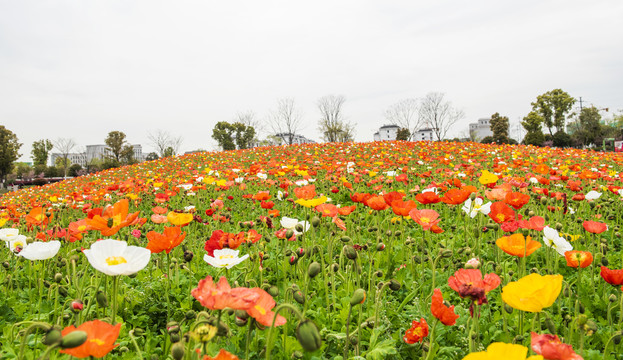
top-left (277, 190), bottom-right (284, 201)
top-left (203, 248), bottom-right (249, 269)
top-left (0, 228), bottom-right (19, 242)
top-left (8, 235), bottom-right (28, 253)
top-left (18, 240), bottom-right (61, 260)
top-left (83, 239), bottom-right (151, 276)
top-left (178, 184), bottom-right (193, 191)
top-left (235, 177), bottom-right (244, 183)
top-left (422, 187), bottom-right (438, 194)
top-left (295, 179), bottom-right (309, 186)
top-left (585, 191), bottom-right (602, 201)
top-left (462, 198), bottom-right (492, 218)
top-left (257, 173), bottom-right (267, 180)
top-left (542, 226), bottom-right (573, 256)
top-left (280, 217), bottom-right (310, 235)
top-left (529, 177), bottom-right (538, 184)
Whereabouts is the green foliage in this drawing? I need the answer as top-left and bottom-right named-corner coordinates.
top-left (146, 152), bottom-right (159, 161)
top-left (212, 121), bottom-right (256, 150)
top-left (68, 164), bottom-right (83, 177)
top-left (31, 139), bottom-right (53, 166)
top-left (0, 126), bottom-right (22, 183)
top-left (44, 165), bottom-right (59, 177)
top-left (163, 147), bottom-right (175, 157)
top-left (531, 89), bottom-right (575, 135)
top-left (233, 122), bottom-right (256, 149)
top-left (552, 130), bottom-right (572, 148)
top-left (480, 136), bottom-right (494, 144)
top-left (13, 162), bottom-right (32, 179)
top-left (521, 111), bottom-right (545, 146)
top-left (105, 131), bottom-right (128, 164)
top-left (489, 112), bottom-right (510, 144)
top-left (568, 106), bottom-right (604, 147)
top-left (396, 128), bottom-right (410, 141)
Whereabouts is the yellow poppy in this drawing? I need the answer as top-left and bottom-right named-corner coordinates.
top-left (463, 342), bottom-right (543, 360)
top-left (166, 211), bottom-right (193, 226)
top-left (502, 273), bottom-right (563, 313)
top-left (478, 170), bottom-right (499, 185)
top-left (295, 196), bottom-right (327, 208)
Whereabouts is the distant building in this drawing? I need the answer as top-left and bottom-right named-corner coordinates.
top-left (50, 144), bottom-right (145, 166)
top-left (414, 128), bottom-right (435, 141)
top-left (373, 124), bottom-right (400, 141)
top-left (469, 118), bottom-right (493, 141)
top-left (274, 133), bottom-right (316, 145)
top-left (50, 152), bottom-right (87, 167)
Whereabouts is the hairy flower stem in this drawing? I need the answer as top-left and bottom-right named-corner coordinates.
top-left (344, 305), bottom-right (353, 359)
top-left (424, 319), bottom-right (438, 360)
top-left (265, 303), bottom-right (304, 360)
top-left (112, 275), bottom-right (119, 324)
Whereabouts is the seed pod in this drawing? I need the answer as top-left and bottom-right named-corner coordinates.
top-left (350, 288), bottom-right (366, 306)
top-left (311, 217), bottom-right (321, 227)
top-left (42, 327), bottom-right (62, 346)
top-left (545, 317), bottom-right (556, 334)
top-left (60, 331), bottom-right (88, 349)
top-left (343, 245), bottom-right (357, 260)
top-left (340, 236), bottom-right (351, 243)
top-left (267, 285), bottom-right (279, 297)
top-left (293, 290), bottom-right (305, 305)
top-left (610, 294), bottom-right (618, 303)
top-left (295, 319), bottom-right (322, 352)
top-left (171, 342), bottom-right (185, 360)
top-left (389, 279), bottom-right (401, 291)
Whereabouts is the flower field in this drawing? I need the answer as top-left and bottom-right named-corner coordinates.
top-left (2, 140), bottom-right (623, 359)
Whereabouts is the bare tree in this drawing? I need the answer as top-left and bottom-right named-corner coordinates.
top-left (235, 111), bottom-right (264, 135)
top-left (268, 98), bottom-right (304, 145)
top-left (53, 138), bottom-right (77, 177)
top-left (147, 130), bottom-right (183, 157)
top-left (317, 95), bottom-right (355, 142)
top-left (384, 98), bottom-right (420, 140)
top-left (418, 92), bottom-right (465, 141)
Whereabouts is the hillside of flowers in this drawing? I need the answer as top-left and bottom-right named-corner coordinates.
top-left (2, 140), bottom-right (623, 359)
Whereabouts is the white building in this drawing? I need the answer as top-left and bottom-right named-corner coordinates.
top-left (373, 124), bottom-right (400, 141)
top-left (414, 128), bottom-right (435, 141)
top-left (274, 133), bottom-right (316, 145)
top-left (469, 118), bottom-right (493, 141)
top-left (50, 144), bottom-right (145, 166)
top-left (50, 153), bottom-right (87, 167)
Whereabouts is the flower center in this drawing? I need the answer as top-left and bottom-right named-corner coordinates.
top-left (105, 256), bottom-right (127, 266)
top-left (89, 338), bottom-right (105, 346)
top-left (218, 254), bottom-right (234, 260)
top-left (254, 304), bottom-right (266, 315)
top-left (420, 217), bottom-right (430, 224)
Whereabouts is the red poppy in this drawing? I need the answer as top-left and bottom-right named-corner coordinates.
top-left (366, 196), bottom-right (389, 211)
top-left (403, 318), bottom-right (429, 344)
top-left (202, 349), bottom-right (240, 360)
top-left (531, 332), bottom-right (582, 360)
top-left (440, 189), bottom-right (470, 205)
top-left (351, 192), bottom-right (372, 204)
top-left (252, 191), bottom-right (271, 201)
top-left (383, 191), bottom-right (406, 206)
top-left (601, 266), bottom-right (623, 286)
top-left (431, 288), bottom-right (459, 326)
top-left (338, 205), bottom-right (356, 216)
top-left (146, 226), bottom-right (186, 254)
top-left (488, 201), bottom-right (516, 224)
top-left (504, 191), bottom-right (531, 210)
top-left (391, 199), bottom-right (417, 216)
top-left (583, 220), bottom-right (607, 234)
top-left (415, 191), bottom-right (441, 205)
top-left (518, 216), bottom-right (545, 231)
top-left (564, 251), bottom-right (593, 268)
top-left (59, 320), bottom-right (121, 358)
top-left (245, 288), bottom-right (287, 326)
top-left (409, 209), bottom-right (441, 231)
top-left (260, 200), bottom-right (274, 209)
top-left (191, 276), bottom-right (259, 311)
top-left (447, 269), bottom-right (501, 305)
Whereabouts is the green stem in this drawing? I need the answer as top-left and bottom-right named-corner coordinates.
top-left (265, 303), bottom-right (304, 360)
top-left (112, 275), bottom-right (119, 324)
top-left (344, 305), bottom-right (353, 359)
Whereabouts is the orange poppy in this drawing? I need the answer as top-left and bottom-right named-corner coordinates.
top-left (252, 191), bottom-right (271, 201)
top-left (504, 192), bottom-right (530, 210)
top-left (403, 318), bottom-right (429, 344)
top-left (191, 276), bottom-right (259, 311)
top-left (383, 191), bottom-right (405, 206)
top-left (351, 193), bottom-right (372, 204)
top-left (245, 288), bottom-right (287, 327)
top-left (409, 209), bottom-right (441, 231)
top-left (202, 349), bottom-right (240, 360)
top-left (415, 191), bottom-right (441, 205)
top-left (146, 226), bottom-right (186, 254)
top-left (293, 185), bottom-right (316, 200)
top-left (338, 205), bottom-right (356, 216)
top-left (68, 219), bottom-right (90, 241)
top-left (496, 233), bottom-right (541, 257)
top-left (315, 203), bottom-right (339, 217)
top-left (59, 320), bottom-right (121, 358)
top-left (366, 196), bottom-right (389, 211)
top-left (447, 269), bottom-right (501, 304)
top-left (87, 199), bottom-right (140, 236)
top-left (517, 216), bottom-right (545, 231)
top-left (440, 189), bottom-right (470, 205)
top-left (488, 201), bottom-right (516, 224)
top-left (151, 214), bottom-right (168, 224)
top-left (564, 251), bottom-right (593, 268)
top-left (152, 206), bottom-right (168, 215)
top-left (431, 288), bottom-right (459, 326)
top-left (391, 199), bottom-right (417, 216)
top-left (583, 220), bottom-right (607, 234)
top-left (25, 207), bottom-right (52, 229)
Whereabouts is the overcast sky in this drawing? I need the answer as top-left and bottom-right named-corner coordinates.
top-left (2, 0), bottom-right (622, 162)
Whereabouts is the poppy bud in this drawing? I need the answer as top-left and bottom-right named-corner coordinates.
top-left (441, 249), bottom-right (453, 258)
top-left (540, 197), bottom-right (548, 205)
top-left (389, 279), bottom-right (401, 291)
top-left (577, 314), bottom-right (588, 326)
top-left (236, 309), bottom-right (249, 320)
top-left (289, 255), bottom-right (298, 265)
top-left (563, 286), bottom-right (570, 297)
top-left (54, 273), bottom-right (63, 283)
top-left (350, 288), bottom-right (366, 306)
top-left (583, 320), bottom-right (597, 336)
top-left (133, 328), bottom-right (145, 336)
top-left (412, 255), bottom-right (421, 264)
top-left (504, 304), bottom-right (513, 314)
top-left (614, 331), bottom-right (623, 345)
top-left (469, 193), bottom-right (476, 200)
top-left (42, 326), bottom-right (62, 346)
top-left (171, 342), bottom-right (185, 360)
top-left (308, 262), bottom-right (321, 278)
top-left (341, 236), bottom-right (351, 243)
top-left (374, 270), bottom-right (383, 278)
top-left (311, 216), bottom-right (321, 227)
top-left (297, 248), bottom-right (305, 258)
top-left (71, 300), bottom-right (83, 313)
top-left (268, 285), bottom-right (279, 297)
top-left (344, 245), bottom-right (357, 260)
top-left (545, 317), bottom-right (556, 334)
top-left (285, 229), bottom-right (295, 239)
top-left (376, 243), bottom-right (385, 251)
top-left (602, 257), bottom-right (609, 266)
top-left (235, 316), bottom-right (248, 327)
top-left (296, 319), bottom-right (322, 352)
top-left (610, 294), bottom-right (618, 303)
top-left (167, 321), bottom-right (180, 334)
top-left (349, 336), bottom-right (358, 345)
top-left (293, 290), bottom-right (305, 305)
top-left (96, 290), bottom-right (108, 307)
top-left (331, 263), bottom-right (339, 272)
top-left (60, 331), bottom-right (88, 349)
top-left (394, 230), bottom-right (402, 237)
top-left (513, 335), bottom-right (524, 343)
top-left (58, 286), bottom-right (68, 297)
top-left (295, 223), bottom-right (304, 233)
top-left (183, 250), bottom-right (194, 262)
top-left (528, 210), bottom-right (535, 217)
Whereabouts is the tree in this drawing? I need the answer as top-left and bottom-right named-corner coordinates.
top-left (568, 106), bottom-right (603, 147)
top-left (120, 144), bottom-right (136, 165)
top-left (317, 95), bottom-right (354, 143)
top-left (531, 89), bottom-right (575, 136)
top-left (31, 139), bottom-right (53, 167)
top-left (269, 98), bottom-right (304, 145)
top-left (418, 92), bottom-right (465, 141)
top-left (232, 122), bottom-right (256, 149)
top-left (163, 147), bottom-right (175, 157)
top-left (53, 138), bottom-right (76, 178)
top-left (384, 99), bottom-right (420, 140)
top-left (212, 122), bottom-right (236, 151)
top-left (490, 113), bottom-right (510, 144)
top-left (521, 111), bottom-right (545, 146)
top-left (0, 126), bottom-right (22, 185)
top-left (396, 128), bottom-right (410, 141)
top-left (145, 152), bottom-right (159, 161)
top-left (105, 131), bottom-right (129, 165)
top-left (147, 130), bottom-right (183, 157)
